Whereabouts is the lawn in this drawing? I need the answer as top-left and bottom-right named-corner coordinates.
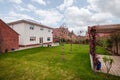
top-left (96, 46), bottom-right (110, 55)
top-left (0, 44), bottom-right (120, 80)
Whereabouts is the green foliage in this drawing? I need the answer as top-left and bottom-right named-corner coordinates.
top-left (0, 44), bottom-right (119, 80)
top-left (96, 46), bottom-right (110, 55)
top-left (96, 38), bottom-right (108, 48)
top-left (103, 56), bottom-right (109, 63)
top-left (103, 56), bottom-right (114, 74)
top-left (107, 32), bottom-right (120, 54)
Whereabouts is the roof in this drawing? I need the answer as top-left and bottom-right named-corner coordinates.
top-left (89, 24), bottom-right (120, 33)
top-left (0, 19), bottom-right (19, 35)
top-left (7, 19), bottom-right (53, 29)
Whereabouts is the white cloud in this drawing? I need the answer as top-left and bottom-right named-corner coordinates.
top-left (1, 11), bottom-right (34, 22)
top-left (87, 0), bottom-right (120, 17)
top-left (91, 12), bottom-right (113, 23)
top-left (57, 0), bottom-right (74, 10)
top-left (65, 6), bottom-right (92, 26)
top-left (35, 9), bottom-right (63, 26)
top-left (9, 0), bottom-right (22, 4)
top-left (58, 0), bottom-right (120, 35)
top-left (27, 4), bottom-right (36, 11)
top-left (69, 26), bottom-right (87, 35)
top-left (8, 3), bottom-right (63, 27)
top-left (14, 5), bottom-right (29, 12)
top-left (64, 6), bottom-right (113, 35)
top-left (32, 0), bottom-right (46, 5)
top-left (9, 11), bottom-right (34, 20)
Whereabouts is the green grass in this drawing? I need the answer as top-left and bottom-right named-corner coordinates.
top-left (0, 44), bottom-right (119, 80)
top-left (96, 46), bottom-right (110, 55)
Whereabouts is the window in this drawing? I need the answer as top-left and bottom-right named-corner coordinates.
top-left (40, 28), bottom-right (44, 31)
top-left (48, 29), bottom-right (51, 32)
top-left (30, 25), bottom-right (34, 30)
top-left (47, 37), bottom-right (51, 41)
top-left (11, 25), bottom-right (14, 29)
top-left (30, 37), bottom-right (36, 41)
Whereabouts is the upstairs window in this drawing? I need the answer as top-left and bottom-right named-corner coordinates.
top-left (30, 37), bottom-right (36, 41)
top-left (40, 28), bottom-right (44, 31)
top-left (47, 37), bottom-right (51, 41)
top-left (48, 29), bottom-right (51, 32)
top-left (30, 25), bottom-right (34, 30)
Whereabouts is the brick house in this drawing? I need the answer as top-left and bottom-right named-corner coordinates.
top-left (0, 19), bottom-right (19, 53)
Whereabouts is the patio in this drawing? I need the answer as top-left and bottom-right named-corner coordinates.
top-left (98, 55), bottom-right (120, 76)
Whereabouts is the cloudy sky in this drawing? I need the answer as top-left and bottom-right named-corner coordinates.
top-left (0, 0), bottom-right (120, 35)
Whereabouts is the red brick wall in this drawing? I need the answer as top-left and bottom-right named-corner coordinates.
top-left (0, 19), bottom-right (19, 53)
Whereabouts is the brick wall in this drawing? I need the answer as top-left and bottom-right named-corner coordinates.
top-left (0, 19), bottom-right (19, 53)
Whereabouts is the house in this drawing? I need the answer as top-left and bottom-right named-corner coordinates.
top-left (0, 19), bottom-right (19, 53)
top-left (77, 35), bottom-right (88, 44)
top-left (8, 19), bottom-right (53, 47)
top-left (71, 32), bottom-right (78, 43)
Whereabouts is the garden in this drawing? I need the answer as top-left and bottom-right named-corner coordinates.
top-left (0, 44), bottom-right (120, 80)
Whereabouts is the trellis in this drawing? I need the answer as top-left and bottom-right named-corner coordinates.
top-left (88, 24), bottom-right (120, 71)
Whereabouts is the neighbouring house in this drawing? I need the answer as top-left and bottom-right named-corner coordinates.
top-left (71, 32), bottom-right (78, 43)
top-left (0, 19), bottom-right (19, 53)
top-left (77, 35), bottom-right (88, 44)
top-left (8, 19), bottom-right (53, 47)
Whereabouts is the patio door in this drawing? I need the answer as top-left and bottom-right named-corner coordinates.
top-left (39, 37), bottom-right (43, 45)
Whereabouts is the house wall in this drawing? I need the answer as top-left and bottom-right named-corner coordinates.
top-left (0, 20), bottom-right (19, 53)
top-left (9, 23), bottom-right (25, 45)
top-left (24, 23), bottom-right (53, 45)
top-left (9, 22), bottom-right (53, 46)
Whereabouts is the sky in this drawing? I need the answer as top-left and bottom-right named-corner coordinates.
top-left (0, 0), bottom-right (120, 35)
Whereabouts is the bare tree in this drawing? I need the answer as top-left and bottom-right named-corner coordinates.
top-left (59, 26), bottom-right (66, 61)
top-left (69, 30), bottom-right (73, 53)
top-left (78, 30), bottom-right (83, 47)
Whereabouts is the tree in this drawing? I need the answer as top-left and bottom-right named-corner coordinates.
top-left (108, 32), bottom-right (120, 55)
top-left (59, 27), bottom-right (66, 61)
top-left (69, 30), bottom-right (73, 53)
top-left (103, 56), bottom-right (114, 76)
top-left (78, 30), bottom-right (83, 47)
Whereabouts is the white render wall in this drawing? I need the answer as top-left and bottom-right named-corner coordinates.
top-left (9, 22), bottom-right (53, 46)
top-left (24, 23), bottom-right (53, 45)
top-left (9, 23), bottom-right (26, 45)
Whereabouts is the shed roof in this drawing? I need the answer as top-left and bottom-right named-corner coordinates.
top-left (89, 24), bottom-right (120, 33)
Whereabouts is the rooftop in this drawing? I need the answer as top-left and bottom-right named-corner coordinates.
top-left (7, 19), bottom-right (53, 29)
